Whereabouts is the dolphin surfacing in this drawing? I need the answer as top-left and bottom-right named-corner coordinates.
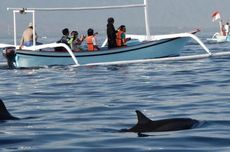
top-left (121, 110), bottom-right (199, 133)
top-left (0, 99), bottom-right (19, 120)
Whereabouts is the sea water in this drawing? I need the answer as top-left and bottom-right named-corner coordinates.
top-left (0, 32), bottom-right (230, 152)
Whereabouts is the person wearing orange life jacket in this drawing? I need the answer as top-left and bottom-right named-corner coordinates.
top-left (116, 25), bottom-right (131, 47)
top-left (86, 28), bottom-right (100, 51)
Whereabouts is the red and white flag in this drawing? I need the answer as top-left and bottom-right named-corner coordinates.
top-left (212, 11), bottom-right (221, 22)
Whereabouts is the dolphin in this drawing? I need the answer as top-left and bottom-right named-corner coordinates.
top-left (120, 110), bottom-right (199, 133)
top-left (0, 99), bottom-right (19, 120)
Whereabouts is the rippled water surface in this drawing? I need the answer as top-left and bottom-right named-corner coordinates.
top-left (0, 33), bottom-right (230, 152)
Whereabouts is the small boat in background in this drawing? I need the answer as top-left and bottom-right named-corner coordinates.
top-left (207, 11), bottom-right (230, 43)
top-left (207, 32), bottom-right (230, 43)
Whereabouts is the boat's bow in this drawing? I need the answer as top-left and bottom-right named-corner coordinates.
top-left (126, 29), bottom-right (211, 55)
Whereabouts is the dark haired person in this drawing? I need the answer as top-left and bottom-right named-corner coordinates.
top-left (57, 28), bottom-right (70, 46)
top-left (86, 28), bottom-right (100, 51)
top-left (106, 17), bottom-right (117, 49)
top-left (116, 25), bottom-right (131, 47)
top-left (68, 30), bottom-right (85, 51)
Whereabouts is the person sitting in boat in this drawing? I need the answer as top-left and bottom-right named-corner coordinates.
top-left (57, 28), bottom-right (70, 46)
top-left (19, 22), bottom-right (38, 49)
top-left (116, 25), bottom-right (131, 47)
top-left (107, 17), bottom-right (117, 49)
top-left (68, 31), bottom-right (85, 51)
top-left (86, 28), bottom-right (100, 51)
top-left (224, 22), bottom-right (230, 36)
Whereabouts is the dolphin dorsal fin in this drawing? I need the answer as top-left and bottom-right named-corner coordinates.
top-left (136, 110), bottom-right (152, 124)
top-left (0, 99), bottom-right (10, 114)
top-left (0, 99), bottom-right (18, 120)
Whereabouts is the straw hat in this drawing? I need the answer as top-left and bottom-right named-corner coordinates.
top-left (28, 22), bottom-right (33, 27)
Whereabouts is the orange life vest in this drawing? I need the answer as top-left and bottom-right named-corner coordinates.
top-left (116, 30), bottom-right (124, 47)
top-left (86, 36), bottom-right (95, 51)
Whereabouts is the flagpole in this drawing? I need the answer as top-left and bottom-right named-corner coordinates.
top-left (144, 0), bottom-right (151, 40)
top-left (219, 20), bottom-right (223, 36)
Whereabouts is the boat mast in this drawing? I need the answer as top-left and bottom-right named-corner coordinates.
top-left (11, 9), bottom-right (36, 47)
top-left (13, 10), bottom-right (17, 46)
top-left (219, 20), bottom-right (223, 36)
top-left (32, 10), bottom-right (36, 47)
top-left (144, 0), bottom-right (151, 40)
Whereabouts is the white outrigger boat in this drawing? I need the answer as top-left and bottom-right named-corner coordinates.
top-left (207, 11), bottom-right (230, 43)
top-left (0, 0), bottom-right (213, 68)
top-left (207, 32), bottom-right (230, 43)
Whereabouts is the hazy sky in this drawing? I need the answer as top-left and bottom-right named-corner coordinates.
top-left (0, 0), bottom-right (230, 37)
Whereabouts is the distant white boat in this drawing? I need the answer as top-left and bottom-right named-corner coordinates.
top-left (208, 11), bottom-right (230, 43)
top-left (207, 32), bottom-right (230, 43)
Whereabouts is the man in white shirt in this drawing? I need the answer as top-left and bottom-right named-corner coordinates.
top-left (224, 22), bottom-right (229, 36)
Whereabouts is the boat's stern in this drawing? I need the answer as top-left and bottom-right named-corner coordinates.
top-left (2, 47), bottom-right (16, 68)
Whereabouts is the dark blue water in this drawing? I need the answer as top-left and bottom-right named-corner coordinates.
top-left (0, 33), bottom-right (230, 152)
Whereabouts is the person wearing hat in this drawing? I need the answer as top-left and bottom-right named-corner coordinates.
top-left (19, 22), bottom-right (38, 49)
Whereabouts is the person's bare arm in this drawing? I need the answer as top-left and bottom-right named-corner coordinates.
top-left (19, 35), bottom-right (24, 49)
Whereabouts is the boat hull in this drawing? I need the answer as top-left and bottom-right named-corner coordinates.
top-left (4, 37), bottom-right (190, 68)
